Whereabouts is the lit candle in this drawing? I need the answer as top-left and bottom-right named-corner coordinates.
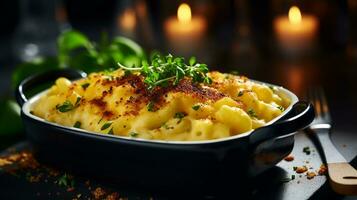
top-left (274, 6), bottom-right (318, 54)
top-left (117, 8), bottom-right (137, 37)
top-left (164, 3), bottom-right (207, 55)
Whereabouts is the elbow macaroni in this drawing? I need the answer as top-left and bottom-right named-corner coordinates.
top-left (32, 69), bottom-right (291, 141)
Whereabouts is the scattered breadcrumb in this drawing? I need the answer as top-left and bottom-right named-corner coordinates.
top-left (295, 166), bottom-right (308, 174)
top-left (0, 158), bottom-right (11, 166)
top-left (307, 172), bottom-right (317, 179)
top-left (106, 192), bottom-right (120, 200)
top-left (92, 187), bottom-right (106, 200)
top-left (318, 164), bottom-right (327, 175)
top-left (284, 155), bottom-right (294, 162)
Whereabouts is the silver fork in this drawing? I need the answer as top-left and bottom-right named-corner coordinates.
top-left (307, 87), bottom-right (357, 195)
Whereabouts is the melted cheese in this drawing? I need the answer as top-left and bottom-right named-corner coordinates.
top-left (32, 69), bottom-right (291, 141)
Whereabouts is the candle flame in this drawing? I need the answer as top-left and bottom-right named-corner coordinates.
top-left (177, 3), bottom-right (191, 23)
top-left (288, 6), bottom-right (302, 25)
top-left (119, 8), bottom-right (136, 30)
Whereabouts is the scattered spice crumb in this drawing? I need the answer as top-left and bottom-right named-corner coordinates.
top-left (307, 172), bottom-right (317, 179)
top-left (342, 144), bottom-right (347, 148)
top-left (284, 155), bottom-right (294, 162)
top-left (297, 180), bottom-right (300, 184)
top-left (92, 187), bottom-right (106, 200)
top-left (295, 166), bottom-right (308, 174)
top-left (106, 192), bottom-right (120, 200)
top-left (0, 158), bottom-right (11, 166)
top-left (318, 164), bottom-right (327, 175)
top-left (29, 174), bottom-right (42, 183)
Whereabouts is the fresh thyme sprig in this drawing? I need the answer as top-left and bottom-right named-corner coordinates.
top-left (118, 54), bottom-right (212, 90)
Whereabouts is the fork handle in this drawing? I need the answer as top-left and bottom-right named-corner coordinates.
top-left (315, 129), bottom-right (357, 195)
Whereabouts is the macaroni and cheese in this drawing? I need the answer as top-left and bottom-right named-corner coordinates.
top-left (32, 69), bottom-right (290, 141)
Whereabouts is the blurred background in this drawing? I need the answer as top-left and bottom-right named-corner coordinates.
top-left (0, 0), bottom-right (357, 150)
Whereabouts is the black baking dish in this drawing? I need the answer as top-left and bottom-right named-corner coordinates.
top-left (16, 69), bottom-right (315, 193)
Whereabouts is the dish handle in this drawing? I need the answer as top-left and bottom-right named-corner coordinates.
top-left (15, 69), bottom-right (87, 106)
top-left (249, 101), bottom-right (315, 147)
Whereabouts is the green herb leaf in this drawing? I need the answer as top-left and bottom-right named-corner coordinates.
top-left (81, 83), bottom-right (90, 90)
top-left (174, 112), bottom-right (186, 123)
top-left (277, 105), bottom-right (285, 111)
top-left (56, 101), bottom-right (74, 112)
top-left (192, 105), bottom-right (200, 111)
top-left (247, 108), bottom-right (257, 118)
top-left (238, 91), bottom-right (244, 97)
top-left (189, 56), bottom-right (196, 66)
top-left (73, 121), bottom-right (81, 128)
top-left (58, 174), bottom-right (69, 187)
top-left (101, 122), bottom-right (112, 130)
top-left (303, 146), bottom-right (311, 155)
top-left (108, 128), bottom-right (114, 135)
top-left (129, 132), bottom-right (139, 137)
top-left (75, 97), bottom-right (81, 106)
top-left (118, 53), bottom-right (211, 91)
top-left (147, 101), bottom-right (155, 112)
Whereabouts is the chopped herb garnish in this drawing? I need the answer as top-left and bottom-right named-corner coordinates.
top-left (57, 97), bottom-right (82, 112)
top-left (101, 122), bottom-right (112, 130)
top-left (277, 105), bottom-right (285, 111)
top-left (238, 91), bottom-right (244, 97)
top-left (124, 70), bottom-right (132, 77)
top-left (73, 121), bottom-right (81, 128)
top-left (247, 108), bottom-right (257, 118)
top-left (75, 97), bottom-right (81, 105)
top-left (291, 175), bottom-right (295, 180)
top-left (118, 54), bottom-right (212, 91)
top-left (192, 105), bottom-right (200, 111)
top-left (269, 86), bottom-right (275, 91)
top-left (103, 68), bottom-right (115, 75)
top-left (98, 117), bottom-right (103, 124)
top-left (81, 83), bottom-right (90, 90)
top-left (129, 132), bottom-right (139, 137)
top-left (303, 146), bottom-right (311, 155)
top-left (293, 166), bottom-right (298, 171)
top-left (108, 128), bottom-right (114, 135)
top-left (147, 101), bottom-right (155, 112)
top-left (174, 112), bottom-right (186, 123)
top-left (56, 101), bottom-right (74, 112)
top-left (58, 174), bottom-right (70, 187)
top-left (162, 124), bottom-right (169, 129)
top-left (174, 112), bottom-right (186, 119)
